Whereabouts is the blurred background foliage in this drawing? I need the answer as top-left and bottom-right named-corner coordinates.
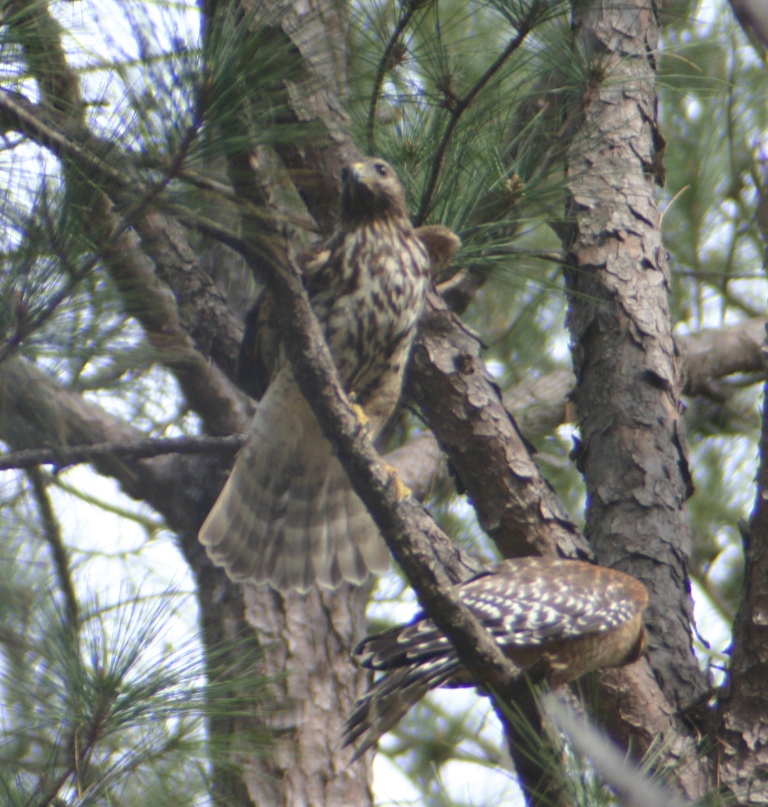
top-left (0, 0), bottom-right (766, 803)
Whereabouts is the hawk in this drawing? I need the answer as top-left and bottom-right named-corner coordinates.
top-left (200, 158), bottom-right (437, 592)
top-left (343, 557), bottom-right (648, 757)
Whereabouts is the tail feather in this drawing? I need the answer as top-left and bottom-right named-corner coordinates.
top-left (343, 658), bottom-right (461, 758)
top-left (334, 495), bottom-right (370, 587)
top-left (199, 367), bottom-right (390, 591)
top-left (350, 487), bottom-right (390, 573)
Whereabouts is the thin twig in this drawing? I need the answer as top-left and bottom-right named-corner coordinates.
top-left (415, 8), bottom-right (539, 225)
top-left (0, 435), bottom-right (246, 471)
top-left (0, 259), bottom-right (96, 366)
top-left (0, 90), bottom-right (129, 189)
top-left (27, 467), bottom-right (80, 629)
top-left (366, 3), bottom-right (421, 155)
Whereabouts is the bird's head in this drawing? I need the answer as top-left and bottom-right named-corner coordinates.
top-left (339, 158), bottom-right (409, 226)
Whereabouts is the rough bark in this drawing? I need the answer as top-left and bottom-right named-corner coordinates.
top-left (212, 580), bottom-right (373, 807)
top-left (563, 0), bottom-right (712, 796)
top-left (408, 291), bottom-right (591, 561)
top-left (718, 342), bottom-right (768, 801)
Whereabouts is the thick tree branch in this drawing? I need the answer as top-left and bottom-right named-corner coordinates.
top-left (680, 317), bottom-right (767, 395)
top-left (563, 0), bottom-right (712, 796)
top-left (408, 292), bottom-right (591, 561)
top-left (501, 317), bottom-right (768, 439)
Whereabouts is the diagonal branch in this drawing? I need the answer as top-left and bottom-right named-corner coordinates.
top-left (2, 2), bottom-right (247, 421)
top-left (27, 467), bottom-right (80, 629)
top-left (407, 291), bottom-right (592, 561)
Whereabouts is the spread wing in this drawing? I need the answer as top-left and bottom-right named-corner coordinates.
top-left (203, 158), bottom-right (459, 592)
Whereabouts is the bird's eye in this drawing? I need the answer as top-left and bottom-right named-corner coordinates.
top-left (374, 162), bottom-right (388, 177)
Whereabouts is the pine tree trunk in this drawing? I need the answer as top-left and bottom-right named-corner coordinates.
top-left (562, 0), bottom-right (713, 797)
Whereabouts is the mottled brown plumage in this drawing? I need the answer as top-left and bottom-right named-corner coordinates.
top-left (200, 158), bottom-right (432, 591)
top-left (343, 558), bottom-right (648, 757)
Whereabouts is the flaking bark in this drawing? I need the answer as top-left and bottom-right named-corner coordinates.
top-left (563, 0), bottom-right (712, 795)
top-left (407, 291), bottom-right (591, 561)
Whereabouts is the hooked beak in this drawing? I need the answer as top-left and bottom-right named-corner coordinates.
top-left (348, 162), bottom-right (366, 183)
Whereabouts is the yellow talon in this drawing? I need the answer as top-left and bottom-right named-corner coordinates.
top-left (351, 402), bottom-right (370, 428)
top-left (384, 462), bottom-right (412, 501)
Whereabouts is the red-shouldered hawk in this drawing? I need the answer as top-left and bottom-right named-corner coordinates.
top-left (344, 557), bottom-right (648, 757)
top-left (199, 158), bottom-right (435, 592)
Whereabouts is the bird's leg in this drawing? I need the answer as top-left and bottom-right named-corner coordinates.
top-left (348, 394), bottom-right (410, 499)
top-left (348, 392), bottom-right (371, 430)
top-left (383, 461), bottom-right (412, 501)
top-left (351, 402), bottom-right (370, 429)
